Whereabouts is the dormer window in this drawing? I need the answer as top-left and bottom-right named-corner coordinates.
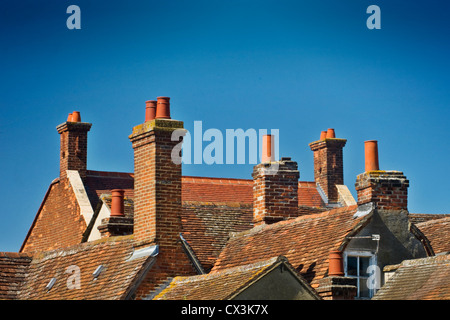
top-left (344, 251), bottom-right (377, 299)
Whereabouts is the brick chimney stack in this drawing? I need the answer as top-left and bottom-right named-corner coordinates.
top-left (252, 135), bottom-right (300, 226)
top-left (317, 251), bottom-right (357, 300)
top-left (355, 140), bottom-right (409, 211)
top-left (56, 111), bottom-right (92, 179)
top-left (129, 97), bottom-right (186, 248)
top-left (309, 129), bottom-right (347, 206)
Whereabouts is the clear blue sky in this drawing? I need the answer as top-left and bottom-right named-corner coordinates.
top-left (1, 0), bottom-right (449, 252)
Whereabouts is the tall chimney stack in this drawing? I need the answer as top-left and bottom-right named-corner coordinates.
top-left (56, 111), bottom-right (92, 179)
top-left (129, 97), bottom-right (184, 248)
top-left (309, 129), bottom-right (347, 206)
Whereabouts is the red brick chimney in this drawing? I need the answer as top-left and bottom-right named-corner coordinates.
top-left (56, 111), bottom-right (92, 179)
top-left (129, 97), bottom-right (186, 248)
top-left (252, 135), bottom-right (300, 226)
top-left (309, 129), bottom-right (347, 206)
top-left (355, 140), bottom-right (409, 211)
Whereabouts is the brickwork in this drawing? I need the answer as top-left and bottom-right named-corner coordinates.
top-left (252, 158), bottom-right (300, 225)
top-left (129, 118), bottom-right (196, 298)
top-left (56, 121), bottom-right (92, 179)
top-left (20, 179), bottom-right (87, 253)
top-left (355, 170), bottom-right (409, 211)
top-left (309, 138), bottom-right (346, 204)
top-left (316, 276), bottom-right (357, 300)
top-left (98, 217), bottom-right (133, 238)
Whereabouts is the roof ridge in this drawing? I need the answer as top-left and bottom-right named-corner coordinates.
top-left (87, 170), bottom-right (134, 179)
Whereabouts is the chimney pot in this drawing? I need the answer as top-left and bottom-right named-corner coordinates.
top-left (326, 128), bottom-right (335, 139)
top-left (72, 111), bottom-right (81, 122)
top-left (156, 96), bottom-right (171, 119)
top-left (67, 113), bottom-right (73, 122)
top-left (320, 131), bottom-right (327, 140)
top-left (261, 134), bottom-right (275, 163)
top-left (145, 100), bottom-right (157, 122)
top-left (110, 189), bottom-right (125, 217)
top-left (328, 250), bottom-right (344, 276)
top-left (365, 140), bottom-right (379, 171)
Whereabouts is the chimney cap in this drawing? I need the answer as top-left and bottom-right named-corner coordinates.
top-left (364, 140), bottom-right (379, 171)
top-left (261, 134), bottom-right (275, 163)
top-left (110, 189), bottom-right (125, 217)
top-left (328, 250), bottom-right (344, 276)
top-left (155, 96), bottom-right (171, 119)
top-left (326, 128), bottom-right (336, 139)
top-left (72, 111), bottom-right (81, 122)
top-left (145, 100), bottom-right (157, 122)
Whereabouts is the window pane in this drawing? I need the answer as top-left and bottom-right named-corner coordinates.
top-left (360, 257), bottom-right (371, 277)
top-left (359, 277), bottom-right (370, 298)
top-left (347, 256), bottom-right (358, 276)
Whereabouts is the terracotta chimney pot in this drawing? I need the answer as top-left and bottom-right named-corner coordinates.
top-left (320, 131), bottom-right (327, 140)
top-left (328, 250), bottom-right (344, 276)
top-left (110, 189), bottom-right (125, 217)
top-left (72, 111), bottom-right (81, 122)
top-left (156, 96), bottom-right (171, 119)
top-left (326, 128), bottom-right (335, 139)
top-left (145, 100), bottom-right (157, 122)
top-left (67, 113), bottom-right (73, 122)
top-left (365, 140), bottom-right (379, 171)
top-left (261, 134), bottom-right (275, 163)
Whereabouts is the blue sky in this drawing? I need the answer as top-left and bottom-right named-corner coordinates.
top-left (0, 0), bottom-right (449, 252)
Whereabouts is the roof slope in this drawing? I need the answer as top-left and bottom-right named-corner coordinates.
top-left (153, 256), bottom-right (319, 300)
top-left (211, 205), bottom-right (364, 288)
top-left (18, 236), bottom-right (153, 300)
top-left (416, 217), bottom-right (450, 254)
top-left (0, 252), bottom-right (32, 300)
top-left (182, 203), bottom-right (253, 272)
top-left (373, 254), bottom-right (450, 300)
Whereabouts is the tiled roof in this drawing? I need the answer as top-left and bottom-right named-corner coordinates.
top-left (211, 205), bottom-right (364, 289)
top-left (416, 217), bottom-right (450, 254)
top-left (17, 236), bottom-right (153, 300)
top-left (0, 252), bottom-right (32, 300)
top-left (182, 176), bottom-right (253, 204)
top-left (373, 254), bottom-right (450, 300)
top-left (181, 203), bottom-right (253, 272)
top-left (83, 171), bottom-right (327, 272)
top-left (153, 256), bottom-right (319, 300)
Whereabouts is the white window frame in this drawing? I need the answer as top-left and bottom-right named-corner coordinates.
top-left (343, 250), bottom-right (377, 299)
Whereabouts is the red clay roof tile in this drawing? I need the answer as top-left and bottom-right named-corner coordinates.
top-left (211, 205), bottom-right (362, 288)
